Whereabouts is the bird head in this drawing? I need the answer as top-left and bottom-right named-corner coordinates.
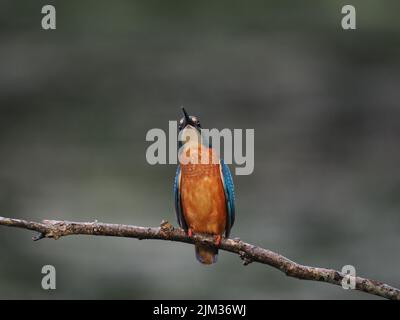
top-left (178, 107), bottom-right (202, 132)
top-left (178, 107), bottom-right (204, 148)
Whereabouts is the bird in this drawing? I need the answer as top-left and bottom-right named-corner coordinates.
top-left (174, 107), bottom-right (235, 264)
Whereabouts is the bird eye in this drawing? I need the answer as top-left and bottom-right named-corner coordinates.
top-left (191, 116), bottom-right (200, 125)
top-left (178, 119), bottom-right (184, 128)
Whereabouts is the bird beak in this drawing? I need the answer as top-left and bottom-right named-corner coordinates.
top-left (182, 107), bottom-right (191, 123)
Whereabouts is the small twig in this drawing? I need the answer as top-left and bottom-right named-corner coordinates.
top-left (0, 216), bottom-right (399, 300)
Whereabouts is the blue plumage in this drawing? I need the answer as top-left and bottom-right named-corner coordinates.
top-left (174, 165), bottom-right (188, 231)
top-left (220, 159), bottom-right (235, 237)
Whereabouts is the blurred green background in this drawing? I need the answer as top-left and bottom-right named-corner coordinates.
top-left (0, 0), bottom-right (399, 299)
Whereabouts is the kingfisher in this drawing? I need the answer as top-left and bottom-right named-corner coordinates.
top-left (174, 108), bottom-right (235, 264)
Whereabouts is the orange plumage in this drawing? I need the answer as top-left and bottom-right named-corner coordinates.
top-left (180, 146), bottom-right (227, 264)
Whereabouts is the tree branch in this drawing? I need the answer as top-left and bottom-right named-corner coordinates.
top-left (0, 216), bottom-right (398, 300)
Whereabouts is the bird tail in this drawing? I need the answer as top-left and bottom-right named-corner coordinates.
top-left (195, 244), bottom-right (218, 264)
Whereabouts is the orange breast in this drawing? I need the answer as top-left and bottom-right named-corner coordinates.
top-left (180, 149), bottom-right (227, 236)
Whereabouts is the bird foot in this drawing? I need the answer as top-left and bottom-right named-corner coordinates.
top-left (187, 228), bottom-right (193, 238)
top-left (214, 234), bottom-right (222, 246)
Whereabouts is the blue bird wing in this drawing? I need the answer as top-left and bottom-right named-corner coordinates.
top-left (220, 159), bottom-right (235, 237)
top-left (174, 165), bottom-right (188, 231)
